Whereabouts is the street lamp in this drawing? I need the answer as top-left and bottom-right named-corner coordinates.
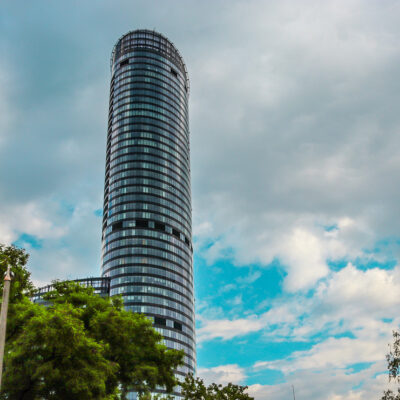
top-left (0, 264), bottom-right (12, 389)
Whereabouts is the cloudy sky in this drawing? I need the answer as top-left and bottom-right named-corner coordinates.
top-left (2, 0), bottom-right (400, 398)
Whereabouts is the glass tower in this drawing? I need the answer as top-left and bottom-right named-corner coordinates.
top-left (101, 30), bottom-right (195, 397)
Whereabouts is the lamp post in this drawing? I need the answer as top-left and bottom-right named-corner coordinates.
top-left (0, 265), bottom-right (12, 389)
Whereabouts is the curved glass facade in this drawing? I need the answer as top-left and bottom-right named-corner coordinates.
top-left (101, 30), bottom-right (195, 397)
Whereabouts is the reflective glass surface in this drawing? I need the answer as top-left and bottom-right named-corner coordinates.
top-left (102, 30), bottom-right (195, 396)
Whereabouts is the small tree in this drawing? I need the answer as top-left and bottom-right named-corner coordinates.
top-left (180, 374), bottom-right (254, 400)
top-left (138, 374), bottom-right (255, 400)
top-left (0, 244), bottom-right (34, 301)
top-left (382, 331), bottom-right (400, 400)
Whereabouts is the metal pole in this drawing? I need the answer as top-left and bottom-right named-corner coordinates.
top-left (0, 265), bottom-right (12, 389)
top-left (292, 385), bottom-right (296, 400)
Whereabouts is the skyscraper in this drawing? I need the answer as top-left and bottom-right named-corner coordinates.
top-left (101, 30), bottom-right (195, 398)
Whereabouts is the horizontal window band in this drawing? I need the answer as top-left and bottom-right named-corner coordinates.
top-left (124, 304), bottom-right (195, 332)
top-left (124, 303), bottom-right (195, 330)
top-left (113, 65), bottom-right (187, 94)
top-left (105, 268), bottom-right (193, 296)
top-left (113, 58), bottom-right (187, 88)
top-left (112, 87), bottom-right (187, 117)
top-left (108, 178), bottom-right (191, 206)
top-left (108, 162), bottom-right (191, 193)
top-left (113, 71), bottom-right (187, 102)
top-left (108, 192), bottom-right (192, 222)
top-left (111, 81), bottom-right (188, 119)
top-left (101, 257), bottom-right (193, 282)
top-left (158, 335), bottom-right (196, 355)
top-left (109, 150), bottom-right (190, 179)
top-left (113, 81), bottom-right (187, 119)
top-left (102, 240), bottom-right (192, 266)
top-left (106, 204), bottom-right (192, 231)
top-left (113, 48), bottom-right (188, 84)
top-left (103, 243), bottom-right (192, 268)
top-left (112, 101), bottom-right (189, 134)
top-left (122, 292), bottom-right (194, 315)
top-left (110, 142), bottom-right (190, 173)
top-left (111, 110), bottom-right (189, 143)
top-left (103, 231), bottom-right (192, 259)
top-left (123, 299), bottom-right (193, 321)
top-left (108, 161), bottom-right (190, 187)
top-left (108, 158), bottom-right (191, 190)
top-left (103, 211), bottom-right (191, 238)
top-left (110, 124), bottom-right (189, 157)
top-left (107, 182), bottom-right (191, 209)
top-left (112, 95), bottom-right (188, 127)
top-left (104, 227), bottom-right (192, 252)
top-left (108, 169), bottom-right (191, 200)
top-left (110, 121), bottom-right (189, 152)
top-left (110, 118), bottom-right (190, 151)
top-left (109, 281), bottom-right (194, 303)
top-left (154, 325), bottom-right (196, 347)
top-left (102, 245), bottom-right (192, 268)
top-left (102, 260), bottom-right (193, 283)
top-left (110, 136), bottom-right (189, 169)
top-left (113, 71), bottom-right (187, 100)
top-left (102, 264), bottom-right (193, 288)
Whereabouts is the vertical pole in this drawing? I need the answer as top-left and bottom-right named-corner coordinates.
top-left (292, 385), bottom-right (296, 400)
top-left (0, 265), bottom-right (12, 389)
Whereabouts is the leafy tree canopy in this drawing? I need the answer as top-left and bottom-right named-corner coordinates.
top-left (138, 374), bottom-right (254, 400)
top-left (0, 243), bottom-right (34, 301)
top-left (179, 374), bottom-right (254, 400)
top-left (0, 244), bottom-right (184, 400)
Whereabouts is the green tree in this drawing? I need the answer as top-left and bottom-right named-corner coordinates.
top-left (3, 300), bottom-right (119, 399)
top-left (382, 331), bottom-right (400, 400)
top-left (0, 244), bottom-right (183, 400)
top-left (0, 244), bottom-right (34, 301)
top-left (180, 374), bottom-right (254, 400)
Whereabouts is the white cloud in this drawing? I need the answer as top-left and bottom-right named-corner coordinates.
top-left (191, 0), bottom-right (400, 293)
top-left (197, 316), bottom-right (264, 343)
top-left (255, 336), bottom-right (386, 373)
top-left (0, 202), bottom-right (64, 244)
top-left (198, 364), bottom-right (246, 386)
top-left (248, 362), bottom-right (396, 400)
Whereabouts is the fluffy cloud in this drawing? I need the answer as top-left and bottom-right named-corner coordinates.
top-left (191, 0), bottom-right (400, 291)
top-left (197, 264), bottom-right (400, 399)
top-left (198, 263), bottom-right (400, 343)
top-left (0, 202), bottom-right (64, 244)
top-left (254, 336), bottom-right (386, 372)
top-left (198, 364), bottom-right (246, 386)
top-left (248, 362), bottom-right (396, 400)
top-left (197, 315), bottom-right (264, 343)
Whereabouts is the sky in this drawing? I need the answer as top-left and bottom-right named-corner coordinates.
top-left (1, 0), bottom-right (400, 398)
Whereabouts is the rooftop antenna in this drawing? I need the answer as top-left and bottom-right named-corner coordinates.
top-left (292, 385), bottom-right (296, 400)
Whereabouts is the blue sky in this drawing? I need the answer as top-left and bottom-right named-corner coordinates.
top-left (1, 1), bottom-right (400, 398)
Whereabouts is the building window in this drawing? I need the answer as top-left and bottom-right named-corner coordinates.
top-left (154, 317), bottom-right (166, 326)
top-left (172, 228), bottom-right (180, 238)
top-left (112, 221), bottom-right (123, 231)
top-left (155, 222), bottom-right (166, 231)
top-left (135, 219), bottom-right (148, 228)
top-left (173, 321), bottom-right (182, 331)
